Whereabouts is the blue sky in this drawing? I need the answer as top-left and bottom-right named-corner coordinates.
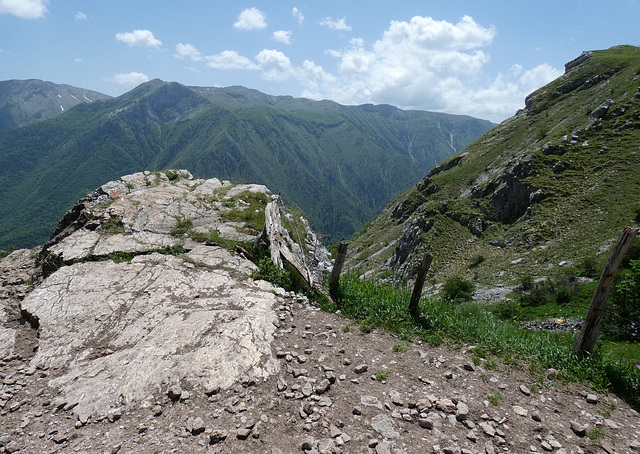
top-left (1, 1), bottom-right (639, 123)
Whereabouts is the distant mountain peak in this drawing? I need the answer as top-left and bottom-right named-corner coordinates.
top-left (0, 79), bottom-right (111, 139)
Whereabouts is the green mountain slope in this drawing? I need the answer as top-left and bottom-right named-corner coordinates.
top-left (347, 45), bottom-right (640, 284)
top-left (0, 79), bottom-right (111, 140)
top-left (0, 80), bottom-right (493, 249)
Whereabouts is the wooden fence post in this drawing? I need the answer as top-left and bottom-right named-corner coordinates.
top-left (329, 242), bottom-right (348, 298)
top-left (409, 253), bottom-right (433, 318)
top-left (572, 227), bottom-right (639, 357)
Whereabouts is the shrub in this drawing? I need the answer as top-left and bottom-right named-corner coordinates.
top-left (252, 256), bottom-right (292, 291)
top-left (605, 259), bottom-right (640, 340)
top-left (441, 278), bottom-right (475, 302)
top-left (555, 286), bottom-right (573, 305)
top-left (469, 254), bottom-right (485, 268)
top-left (251, 244), bottom-right (307, 294)
top-left (490, 300), bottom-right (522, 321)
top-left (577, 255), bottom-right (599, 277)
top-left (519, 274), bottom-right (534, 291)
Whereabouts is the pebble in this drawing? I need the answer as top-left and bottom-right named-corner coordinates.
top-left (167, 385), bottom-right (183, 401)
top-left (585, 394), bottom-right (598, 404)
top-left (531, 409), bottom-right (542, 422)
top-left (479, 422), bottom-right (496, 437)
top-left (456, 402), bottom-right (469, 421)
top-left (570, 420), bottom-right (587, 437)
top-left (315, 379), bottom-right (331, 394)
top-left (52, 433), bottom-right (68, 444)
top-left (236, 428), bottom-right (252, 440)
top-left (354, 364), bottom-right (368, 374)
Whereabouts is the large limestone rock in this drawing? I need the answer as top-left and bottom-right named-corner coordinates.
top-left (14, 170), bottom-right (329, 418)
top-left (23, 248), bottom-right (279, 417)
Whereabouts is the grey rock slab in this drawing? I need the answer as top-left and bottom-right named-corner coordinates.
top-left (375, 442), bottom-right (393, 454)
top-left (512, 405), bottom-right (528, 417)
top-left (479, 422), bottom-right (496, 437)
top-left (21, 250), bottom-right (281, 417)
top-left (371, 414), bottom-right (399, 439)
top-left (361, 395), bottom-right (384, 410)
top-left (604, 418), bottom-right (621, 430)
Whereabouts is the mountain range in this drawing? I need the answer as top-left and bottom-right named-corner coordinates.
top-left (0, 79), bottom-right (111, 140)
top-left (0, 79), bottom-right (494, 250)
top-left (347, 45), bottom-right (640, 284)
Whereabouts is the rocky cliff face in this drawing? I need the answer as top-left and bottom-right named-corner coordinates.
top-left (2, 170), bottom-right (330, 419)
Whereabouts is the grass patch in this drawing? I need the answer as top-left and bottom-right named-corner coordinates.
top-left (488, 392), bottom-right (504, 406)
top-left (326, 274), bottom-right (640, 408)
top-left (171, 218), bottom-right (193, 237)
top-left (586, 427), bottom-right (604, 442)
top-left (187, 228), bottom-right (248, 251)
top-left (393, 343), bottom-right (410, 353)
top-left (101, 218), bottom-right (126, 235)
top-left (375, 369), bottom-right (390, 382)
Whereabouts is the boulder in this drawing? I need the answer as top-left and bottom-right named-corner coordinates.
top-left (19, 170), bottom-right (329, 417)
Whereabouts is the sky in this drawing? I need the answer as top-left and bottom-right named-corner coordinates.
top-left (1, 1), bottom-right (639, 123)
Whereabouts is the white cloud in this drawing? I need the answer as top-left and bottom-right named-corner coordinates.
top-left (112, 72), bottom-right (149, 87)
top-left (292, 7), bottom-right (304, 25)
top-left (320, 17), bottom-right (352, 31)
top-left (272, 30), bottom-right (292, 45)
top-left (206, 50), bottom-right (259, 70)
top-left (174, 43), bottom-right (202, 61)
top-left (309, 14), bottom-right (557, 121)
top-left (234, 7), bottom-right (267, 31)
top-left (255, 49), bottom-right (297, 81)
top-left (74, 11), bottom-right (87, 21)
top-left (0, 0), bottom-right (48, 19)
top-left (175, 14), bottom-right (561, 122)
top-left (518, 63), bottom-right (562, 94)
top-left (115, 29), bottom-right (162, 49)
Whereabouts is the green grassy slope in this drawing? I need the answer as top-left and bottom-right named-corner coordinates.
top-left (347, 45), bottom-right (640, 284)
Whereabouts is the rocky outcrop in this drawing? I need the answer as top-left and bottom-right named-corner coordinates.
top-left (564, 51), bottom-right (593, 72)
top-left (426, 152), bottom-right (468, 178)
top-left (9, 170), bottom-right (331, 418)
top-left (391, 208), bottom-right (434, 278)
top-left (489, 159), bottom-right (537, 224)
